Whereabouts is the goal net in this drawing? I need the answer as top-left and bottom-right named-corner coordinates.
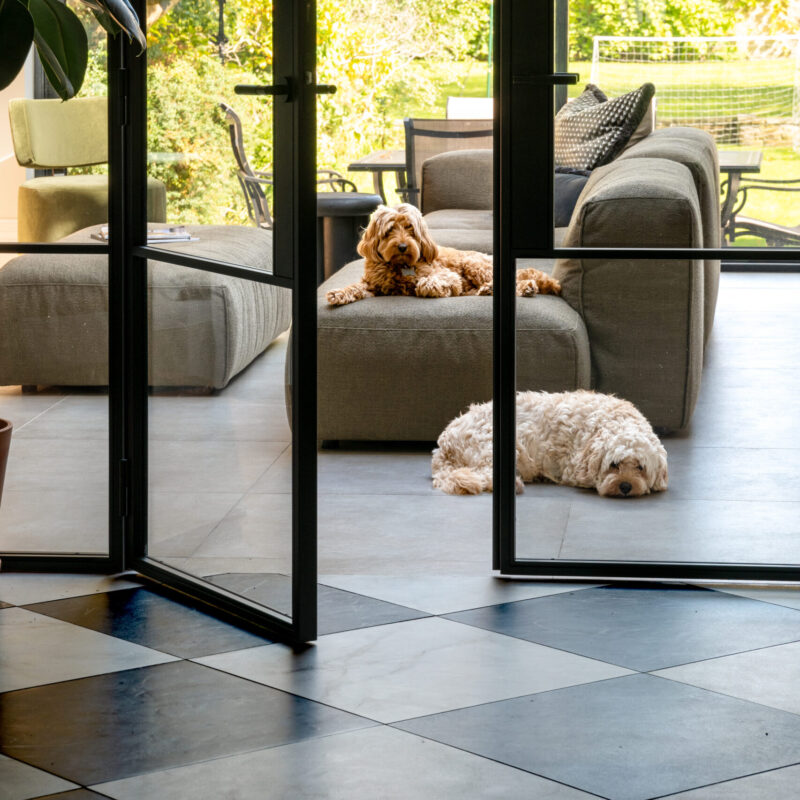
top-left (590, 36), bottom-right (800, 149)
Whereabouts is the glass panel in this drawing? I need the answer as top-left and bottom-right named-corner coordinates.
top-left (145, 0), bottom-right (293, 620)
top-left (0, 19), bottom-right (110, 556)
top-left (316, 2), bottom-right (494, 587)
top-left (145, 0), bottom-right (276, 267)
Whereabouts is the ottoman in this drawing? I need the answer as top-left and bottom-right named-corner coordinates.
top-left (310, 259), bottom-right (591, 441)
top-left (0, 224), bottom-right (291, 389)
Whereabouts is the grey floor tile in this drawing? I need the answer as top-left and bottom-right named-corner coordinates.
top-left (2, 439), bottom-right (107, 493)
top-left (0, 607), bottom-right (176, 693)
top-left (208, 573), bottom-right (429, 634)
top-left (0, 574), bottom-right (141, 606)
top-left (195, 616), bottom-right (632, 723)
top-left (445, 584), bottom-right (800, 671)
top-left (0, 490), bottom-right (108, 554)
top-left (148, 397), bottom-right (291, 442)
top-left (705, 585), bottom-right (800, 610)
top-left (0, 754), bottom-right (77, 800)
top-left (557, 495), bottom-right (800, 564)
top-left (148, 439), bottom-right (285, 494)
top-left (667, 764), bottom-right (800, 798)
top-left (319, 574), bottom-right (598, 615)
top-left (396, 673), bottom-right (800, 800)
top-left (92, 724), bottom-right (596, 800)
top-left (654, 640), bottom-right (800, 715)
top-left (0, 392), bottom-right (68, 430)
top-left (1, 660), bottom-right (370, 787)
top-left (28, 790), bottom-right (111, 800)
top-left (12, 395), bottom-right (108, 440)
top-left (703, 336), bottom-right (800, 370)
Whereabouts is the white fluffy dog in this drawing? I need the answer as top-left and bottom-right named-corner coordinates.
top-left (432, 390), bottom-right (668, 497)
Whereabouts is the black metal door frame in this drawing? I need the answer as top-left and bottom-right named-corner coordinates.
top-left (1, 1), bottom-right (318, 643)
top-left (493, 0), bottom-right (800, 583)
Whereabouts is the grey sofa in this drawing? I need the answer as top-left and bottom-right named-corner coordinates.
top-left (0, 225), bottom-right (291, 389)
top-left (314, 126), bottom-right (719, 440)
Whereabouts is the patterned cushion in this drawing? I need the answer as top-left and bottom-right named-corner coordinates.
top-left (555, 83), bottom-right (656, 171)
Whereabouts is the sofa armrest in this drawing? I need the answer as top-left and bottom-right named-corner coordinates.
top-left (553, 158), bottom-right (704, 430)
top-left (420, 149), bottom-right (492, 214)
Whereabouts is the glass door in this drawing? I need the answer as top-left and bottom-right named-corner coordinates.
top-left (495, 0), bottom-right (800, 583)
top-left (122, 0), bottom-right (317, 641)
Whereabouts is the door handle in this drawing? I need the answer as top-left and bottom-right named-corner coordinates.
top-left (235, 80), bottom-right (293, 101)
top-left (316, 85), bottom-right (336, 94)
top-left (512, 72), bottom-right (580, 86)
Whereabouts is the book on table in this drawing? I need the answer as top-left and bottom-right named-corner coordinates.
top-left (91, 225), bottom-right (199, 243)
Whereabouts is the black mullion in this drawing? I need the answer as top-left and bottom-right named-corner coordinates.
top-left (0, 555), bottom-right (119, 572)
top-left (519, 246), bottom-right (800, 261)
top-left (288, 0), bottom-right (318, 643)
top-left (131, 245), bottom-right (293, 288)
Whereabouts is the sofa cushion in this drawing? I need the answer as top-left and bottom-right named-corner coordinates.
top-left (553, 157), bottom-right (704, 430)
top-left (555, 83), bottom-right (655, 171)
top-left (315, 260), bottom-right (590, 440)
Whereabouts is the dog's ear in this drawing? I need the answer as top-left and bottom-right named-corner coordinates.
top-left (357, 211), bottom-right (383, 263)
top-left (419, 226), bottom-right (439, 264)
top-left (653, 456), bottom-right (669, 492)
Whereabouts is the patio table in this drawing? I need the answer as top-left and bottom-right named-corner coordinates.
top-left (347, 149), bottom-right (406, 203)
top-left (719, 150), bottom-right (763, 243)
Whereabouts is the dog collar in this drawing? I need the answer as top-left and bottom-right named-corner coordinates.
top-left (401, 266), bottom-right (417, 277)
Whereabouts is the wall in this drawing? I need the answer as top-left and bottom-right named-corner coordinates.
top-left (0, 65), bottom-right (28, 229)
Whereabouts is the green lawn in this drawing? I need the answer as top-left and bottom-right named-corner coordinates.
top-left (378, 58), bottom-right (800, 243)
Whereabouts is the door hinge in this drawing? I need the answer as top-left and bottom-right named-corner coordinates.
top-left (119, 458), bottom-right (130, 517)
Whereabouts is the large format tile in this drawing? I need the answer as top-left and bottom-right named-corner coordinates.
top-left (708, 584), bottom-right (800, 610)
top-left (0, 573), bottom-right (141, 606)
top-left (445, 584), bottom-right (800, 671)
top-left (0, 490), bottom-right (108, 553)
top-left (196, 616), bottom-right (632, 723)
top-left (0, 607), bottom-right (176, 692)
top-left (0, 392), bottom-right (68, 430)
top-left (668, 764), bottom-right (800, 798)
top-left (654, 640), bottom-right (800, 715)
top-left (0, 753), bottom-right (77, 800)
top-left (31, 790), bottom-right (112, 800)
top-left (149, 439), bottom-right (285, 493)
top-left (2, 439), bottom-right (107, 493)
top-left (13, 395), bottom-right (108, 440)
top-left (0, 660), bottom-right (371, 786)
top-left (92, 726), bottom-right (595, 800)
top-left (319, 574), bottom-right (598, 615)
top-left (208, 573), bottom-right (429, 634)
top-left (555, 495), bottom-right (800, 564)
top-left (25, 587), bottom-right (271, 658)
top-left (148, 397), bottom-right (291, 442)
top-left (703, 336), bottom-right (800, 371)
top-left (396, 673), bottom-right (800, 800)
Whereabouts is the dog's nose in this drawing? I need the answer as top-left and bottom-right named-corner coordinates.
top-left (620, 482), bottom-right (632, 495)
top-left (397, 243), bottom-right (407, 253)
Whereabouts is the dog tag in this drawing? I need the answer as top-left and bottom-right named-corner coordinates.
top-left (401, 266), bottom-right (417, 277)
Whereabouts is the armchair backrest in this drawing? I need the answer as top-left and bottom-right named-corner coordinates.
top-left (9, 97), bottom-right (108, 168)
top-left (403, 118), bottom-right (493, 207)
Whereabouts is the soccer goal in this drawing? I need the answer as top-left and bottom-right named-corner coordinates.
top-left (590, 36), bottom-right (800, 149)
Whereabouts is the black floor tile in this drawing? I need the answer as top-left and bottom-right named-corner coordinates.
top-left (208, 573), bottom-right (429, 634)
top-left (0, 660), bottom-right (372, 786)
top-left (24, 587), bottom-right (270, 658)
top-left (32, 790), bottom-right (112, 800)
top-left (445, 584), bottom-right (800, 670)
top-left (0, 601), bottom-right (12, 608)
top-left (395, 673), bottom-right (800, 800)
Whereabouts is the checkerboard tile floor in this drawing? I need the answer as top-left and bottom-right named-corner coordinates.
top-left (3, 574), bottom-right (800, 799)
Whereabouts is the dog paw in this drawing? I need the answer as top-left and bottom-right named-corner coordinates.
top-left (326, 288), bottom-right (353, 306)
top-left (476, 283), bottom-right (493, 296)
top-left (516, 280), bottom-right (540, 298)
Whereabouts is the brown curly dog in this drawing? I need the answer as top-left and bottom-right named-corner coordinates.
top-left (325, 203), bottom-right (561, 306)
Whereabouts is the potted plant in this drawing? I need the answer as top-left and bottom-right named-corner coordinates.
top-left (0, 0), bottom-right (146, 100)
top-left (0, 419), bottom-right (11, 508)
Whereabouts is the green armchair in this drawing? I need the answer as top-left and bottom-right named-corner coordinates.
top-left (8, 97), bottom-right (167, 242)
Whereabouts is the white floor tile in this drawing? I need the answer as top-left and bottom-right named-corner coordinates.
top-left (654, 641), bottom-right (800, 715)
top-left (0, 753), bottom-right (77, 800)
top-left (668, 763), bottom-right (800, 798)
top-left (0, 607), bottom-right (177, 692)
top-left (195, 616), bottom-right (632, 723)
top-left (319, 574), bottom-right (598, 615)
top-left (93, 726), bottom-right (596, 800)
top-left (0, 573), bottom-right (141, 606)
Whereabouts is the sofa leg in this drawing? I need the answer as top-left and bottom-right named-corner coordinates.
top-left (21, 385), bottom-right (38, 394)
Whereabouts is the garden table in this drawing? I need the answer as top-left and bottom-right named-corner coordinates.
top-left (347, 149), bottom-right (407, 203)
top-left (719, 150), bottom-right (763, 243)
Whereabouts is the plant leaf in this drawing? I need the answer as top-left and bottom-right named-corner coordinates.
top-left (75, 0), bottom-right (118, 35)
top-left (95, 0), bottom-right (146, 50)
top-left (27, 0), bottom-right (88, 99)
top-left (0, 0), bottom-right (34, 91)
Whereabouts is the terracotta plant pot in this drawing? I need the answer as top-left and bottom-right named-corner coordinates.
top-left (0, 419), bottom-right (12, 508)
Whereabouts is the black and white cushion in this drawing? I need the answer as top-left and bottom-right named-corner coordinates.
top-left (555, 83), bottom-right (656, 171)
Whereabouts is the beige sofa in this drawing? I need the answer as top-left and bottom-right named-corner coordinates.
top-left (313, 127), bottom-right (720, 440)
